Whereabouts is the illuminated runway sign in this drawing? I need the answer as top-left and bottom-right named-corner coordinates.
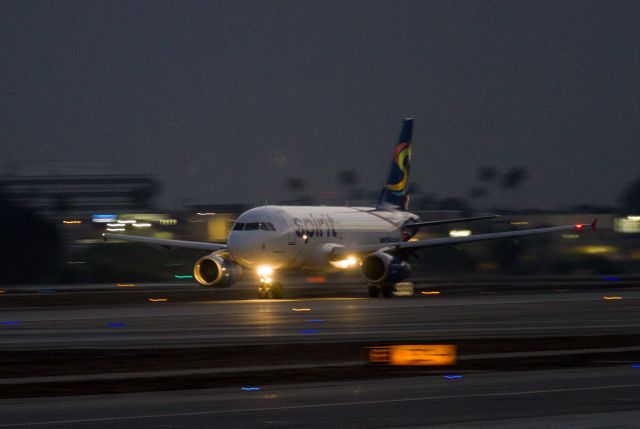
top-left (369, 344), bottom-right (457, 366)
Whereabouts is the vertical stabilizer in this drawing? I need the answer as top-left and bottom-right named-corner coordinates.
top-left (376, 118), bottom-right (413, 211)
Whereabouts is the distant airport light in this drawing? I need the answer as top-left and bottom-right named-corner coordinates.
top-left (116, 283), bottom-right (136, 287)
top-left (444, 375), bottom-right (464, 379)
top-left (421, 291), bottom-right (441, 295)
top-left (301, 329), bottom-right (318, 334)
top-left (174, 275), bottom-right (193, 279)
top-left (292, 308), bottom-right (311, 312)
top-left (615, 216), bottom-right (640, 233)
top-left (305, 276), bottom-right (326, 283)
top-left (0, 290), bottom-right (5, 294)
top-left (575, 245), bottom-right (617, 255)
top-left (449, 229), bottom-right (471, 237)
top-left (107, 223), bottom-right (125, 227)
top-left (106, 228), bottom-right (125, 232)
top-left (62, 219), bottom-right (82, 224)
top-left (307, 319), bottom-right (325, 323)
top-left (92, 214), bottom-right (117, 223)
top-left (117, 220), bottom-right (137, 224)
top-left (148, 298), bottom-right (168, 302)
top-left (632, 363), bottom-right (640, 368)
top-left (196, 212), bottom-right (216, 216)
top-left (107, 322), bottom-right (127, 327)
top-left (132, 223), bottom-right (152, 228)
top-left (603, 296), bottom-right (622, 300)
top-left (562, 233), bottom-right (580, 239)
top-left (241, 387), bottom-right (261, 391)
top-left (510, 221), bottom-right (529, 225)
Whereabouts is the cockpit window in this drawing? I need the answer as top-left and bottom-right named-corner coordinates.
top-left (238, 221), bottom-right (276, 231)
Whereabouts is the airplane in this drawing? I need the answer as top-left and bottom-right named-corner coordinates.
top-left (104, 118), bottom-right (595, 298)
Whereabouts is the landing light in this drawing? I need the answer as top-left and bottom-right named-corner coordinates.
top-left (257, 265), bottom-right (273, 276)
top-left (330, 256), bottom-right (358, 269)
top-left (257, 265), bottom-right (274, 283)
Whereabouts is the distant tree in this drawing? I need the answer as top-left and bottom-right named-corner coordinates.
top-left (468, 187), bottom-right (489, 199)
top-left (620, 177), bottom-right (640, 213)
top-left (337, 170), bottom-right (358, 187)
top-left (436, 197), bottom-right (471, 213)
top-left (500, 167), bottom-right (529, 189)
top-left (285, 177), bottom-right (306, 193)
top-left (477, 166), bottom-right (498, 183)
top-left (337, 170), bottom-right (359, 203)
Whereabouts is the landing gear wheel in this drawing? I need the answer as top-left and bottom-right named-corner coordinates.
top-left (258, 284), bottom-right (270, 299)
top-left (270, 282), bottom-right (284, 299)
top-left (258, 282), bottom-right (284, 299)
top-left (368, 285), bottom-right (381, 298)
top-left (381, 284), bottom-right (394, 298)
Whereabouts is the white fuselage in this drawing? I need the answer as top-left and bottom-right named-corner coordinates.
top-left (226, 206), bottom-right (417, 271)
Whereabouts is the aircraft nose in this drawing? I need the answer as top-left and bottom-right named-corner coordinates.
top-left (227, 232), bottom-right (255, 264)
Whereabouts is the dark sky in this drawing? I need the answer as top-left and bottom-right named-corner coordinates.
top-left (2, 0), bottom-right (639, 209)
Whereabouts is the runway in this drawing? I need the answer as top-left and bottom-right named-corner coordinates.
top-left (2, 366), bottom-right (640, 427)
top-left (1, 285), bottom-right (640, 350)
top-left (2, 279), bottom-right (640, 426)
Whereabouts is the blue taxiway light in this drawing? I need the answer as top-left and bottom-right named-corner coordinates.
top-left (301, 329), bottom-right (318, 334)
top-left (107, 323), bottom-right (127, 327)
top-left (444, 375), bottom-right (463, 379)
top-left (632, 363), bottom-right (640, 369)
top-left (241, 387), bottom-right (261, 391)
top-left (603, 276), bottom-right (621, 281)
top-left (306, 320), bottom-right (325, 323)
top-left (0, 321), bottom-right (19, 325)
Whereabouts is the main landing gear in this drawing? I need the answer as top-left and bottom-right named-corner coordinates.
top-left (368, 284), bottom-right (394, 298)
top-left (258, 281), bottom-right (284, 299)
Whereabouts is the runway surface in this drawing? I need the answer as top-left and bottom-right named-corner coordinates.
top-left (2, 279), bottom-right (640, 426)
top-left (1, 286), bottom-right (640, 350)
top-left (2, 366), bottom-right (640, 428)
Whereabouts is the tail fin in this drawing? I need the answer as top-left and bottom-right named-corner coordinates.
top-left (376, 118), bottom-right (414, 211)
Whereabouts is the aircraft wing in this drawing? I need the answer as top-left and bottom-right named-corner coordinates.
top-left (333, 220), bottom-right (596, 258)
top-left (103, 233), bottom-right (226, 252)
top-left (403, 214), bottom-right (500, 229)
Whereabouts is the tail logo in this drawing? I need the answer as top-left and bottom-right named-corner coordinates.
top-left (385, 142), bottom-right (412, 193)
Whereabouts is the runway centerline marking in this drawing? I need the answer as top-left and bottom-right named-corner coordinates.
top-left (3, 382), bottom-right (640, 426)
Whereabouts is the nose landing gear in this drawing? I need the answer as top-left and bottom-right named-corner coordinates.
top-left (256, 266), bottom-right (284, 299)
top-left (258, 281), bottom-right (284, 299)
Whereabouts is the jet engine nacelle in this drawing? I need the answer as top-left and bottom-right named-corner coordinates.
top-left (193, 253), bottom-right (243, 287)
top-left (360, 252), bottom-right (411, 285)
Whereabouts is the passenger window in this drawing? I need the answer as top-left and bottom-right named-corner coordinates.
top-left (267, 222), bottom-right (276, 231)
top-left (233, 222), bottom-right (245, 231)
top-left (244, 222), bottom-right (259, 231)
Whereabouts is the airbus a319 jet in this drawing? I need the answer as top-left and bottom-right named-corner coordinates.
top-left (104, 119), bottom-right (595, 298)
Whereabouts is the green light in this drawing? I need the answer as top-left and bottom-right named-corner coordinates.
top-left (175, 275), bottom-right (193, 279)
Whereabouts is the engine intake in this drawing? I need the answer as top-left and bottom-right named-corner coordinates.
top-left (361, 252), bottom-right (411, 285)
top-left (193, 253), bottom-right (242, 287)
